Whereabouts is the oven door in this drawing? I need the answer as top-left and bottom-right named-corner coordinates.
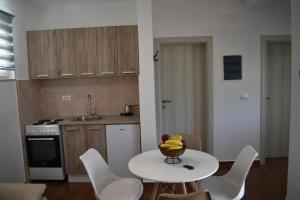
top-left (26, 135), bottom-right (62, 168)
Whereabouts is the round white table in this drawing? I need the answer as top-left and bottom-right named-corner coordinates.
top-left (128, 149), bottom-right (219, 199)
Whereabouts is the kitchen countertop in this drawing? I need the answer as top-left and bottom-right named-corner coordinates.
top-left (59, 114), bottom-right (140, 126)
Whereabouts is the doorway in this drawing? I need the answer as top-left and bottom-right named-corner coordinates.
top-left (154, 37), bottom-right (213, 152)
top-left (260, 36), bottom-right (291, 164)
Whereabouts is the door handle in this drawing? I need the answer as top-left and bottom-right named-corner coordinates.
top-left (61, 73), bottom-right (74, 77)
top-left (122, 71), bottom-right (136, 74)
top-left (101, 72), bottom-right (114, 75)
top-left (64, 128), bottom-right (80, 132)
top-left (162, 100), bottom-right (172, 103)
top-left (87, 128), bottom-right (102, 131)
top-left (80, 72), bottom-right (95, 76)
top-left (27, 138), bottom-right (54, 141)
top-left (265, 97), bottom-right (272, 100)
top-left (36, 74), bottom-right (49, 78)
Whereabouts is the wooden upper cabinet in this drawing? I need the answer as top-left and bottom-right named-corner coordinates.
top-left (85, 125), bottom-right (107, 161)
top-left (27, 30), bottom-right (58, 79)
top-left (97, 27), bottom-right (118, 76)
top-left (76, 28), bottom-right (97, 77)
top-left (27, 25), bottom-right (139, 79)
top-left (62, 126), bottom-right (86, 175)
top-left (56, 29), bottom-right (78, 78)
top-left (117, 26), bottom-right (139, 76)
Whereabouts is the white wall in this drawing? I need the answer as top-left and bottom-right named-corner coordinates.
top-left (137, 0), bottom-right (158, 152)
top-left (0, 81), bottom-right (25, 182)
top-left (152, 0), bottom-right (290, 160)
top-left (0, 0), bottom-right (36, 182)
top-left (287, 0), bottom-right (300, 198)
top-left (26, 1), bottom-right (137, 30)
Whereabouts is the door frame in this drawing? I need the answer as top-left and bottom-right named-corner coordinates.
top-left (154, 36), bottom-right (213, 153)
top-left (260, 35), bottom-right (291, 164)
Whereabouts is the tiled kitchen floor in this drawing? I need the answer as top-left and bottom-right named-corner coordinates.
top-left (39, 158), bottom-right (287, 200)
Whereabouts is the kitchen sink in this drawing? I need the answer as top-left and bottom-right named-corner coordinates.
top-left (72, 115), bottom-right (102, 122)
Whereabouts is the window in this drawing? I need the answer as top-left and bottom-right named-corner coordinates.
top-left (0, 9), bottom-right (14, 79)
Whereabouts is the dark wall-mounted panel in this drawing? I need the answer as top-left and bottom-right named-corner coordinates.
top-left (224, 55), bottom-right (242, 80)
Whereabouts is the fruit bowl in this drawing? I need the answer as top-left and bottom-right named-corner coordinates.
top-left (159, 141), bottom-right (186, 158)
top-left (159, 133), bottom-right (186, 164)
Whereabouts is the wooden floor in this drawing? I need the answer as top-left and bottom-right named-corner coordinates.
top-left (39, 158), bottom-right (287, 200)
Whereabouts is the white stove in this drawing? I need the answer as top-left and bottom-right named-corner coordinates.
top-left (26, 119), bottom-right (62, 136)
top-left (26, 125), bottom-right (60, 136)
top-left (26, 119), bottom-right (65, 180)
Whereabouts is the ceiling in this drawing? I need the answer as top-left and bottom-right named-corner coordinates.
top-left (25, 0), bottom-right (134, 7)
top-left (26, 0), bottom-right (279, 8)
top-left (241, 0), bottom-right (278, 8)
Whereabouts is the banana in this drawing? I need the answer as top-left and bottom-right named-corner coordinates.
top-left (169, 135), bottom-right (183, 141)
top-left (169, 146), bottom-right (183, 150)
top-left (160, 143), bottom-right (180, 148)
top-left (165, 140), bottom-right (183, 146)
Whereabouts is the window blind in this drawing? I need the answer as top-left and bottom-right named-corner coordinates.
top-left (0, 10), bottom-right (14, 79)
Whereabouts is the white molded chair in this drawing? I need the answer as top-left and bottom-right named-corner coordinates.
top-left (198, 145), bottom-right (258, 200)
top-left (80, 148), bottom-right (143, 200)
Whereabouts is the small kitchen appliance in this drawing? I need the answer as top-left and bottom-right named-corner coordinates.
top-left (120, 104), bottom-right (139, 116)
top-left (25, 119), bottom-right (65, 180)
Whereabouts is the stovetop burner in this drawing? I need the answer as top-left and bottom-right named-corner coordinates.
top-left (26, 119), bottom-right (63, 136)
top-left (33, 119), bottom-right (64, 125)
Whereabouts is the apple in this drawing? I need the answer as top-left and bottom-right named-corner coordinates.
top-left (161, 134), bottom-right (170, 143)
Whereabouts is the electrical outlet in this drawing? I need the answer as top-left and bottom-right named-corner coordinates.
top-left (62, 95), bottom-right (71, 101)
top-left (240, 92), bottom-right (250, 100)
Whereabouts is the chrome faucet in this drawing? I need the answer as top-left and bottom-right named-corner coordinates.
top-left (87, 94), bottom-right (96, 116)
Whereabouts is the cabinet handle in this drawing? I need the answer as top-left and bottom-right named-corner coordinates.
top-left (80, 72), bottom-right (95, 76)
top-left (120, 128), bottom-right (126, 131)
top-left (28, 138), bottom-right (54, 141)
top-left (36, 74), bottom-right (49, 78)
top-left (61, 73), bottom-right (74, 77)
top-left (122, 71), bottom-right (135, 74)
top-left (87, 128), bottom-right (102, 131)
top-left (100, 72), bottom-right (114, 75)
top-left (64, 128), bottom-right (80, 132)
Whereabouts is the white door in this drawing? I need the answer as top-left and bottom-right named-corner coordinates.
top-left (158, 43), bottom-right (207, 144)
top-left (265, 41), bottom-right (291, 158)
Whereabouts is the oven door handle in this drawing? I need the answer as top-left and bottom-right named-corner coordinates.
top-left (27, 138), bottom-right (54, 141)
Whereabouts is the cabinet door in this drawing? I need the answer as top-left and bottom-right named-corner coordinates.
top-left (27, 30), bottom-right (57, 79)
top-left (56, 29), bottom-right (77, 78)
top-left (106, 124), bottom-right (141, 178)
top-left (97, 27), bottom-right (118, 76)
top-left (62, 126), bottom-right (86, 174)
top-left (76, 28), bottom-right (97, 77)
top-left (85, 125), bottom-right (107, 161)
top-left (117, 26), bottom-right (139, 76)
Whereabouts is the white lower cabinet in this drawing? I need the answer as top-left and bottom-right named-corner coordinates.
top-left (106, 124), bottom-right (141, 178)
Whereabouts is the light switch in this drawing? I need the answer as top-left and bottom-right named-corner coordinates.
top-left (62, 95), bottom-right (71, 101)
top-left (240, 93), bottom-right (249, 100)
